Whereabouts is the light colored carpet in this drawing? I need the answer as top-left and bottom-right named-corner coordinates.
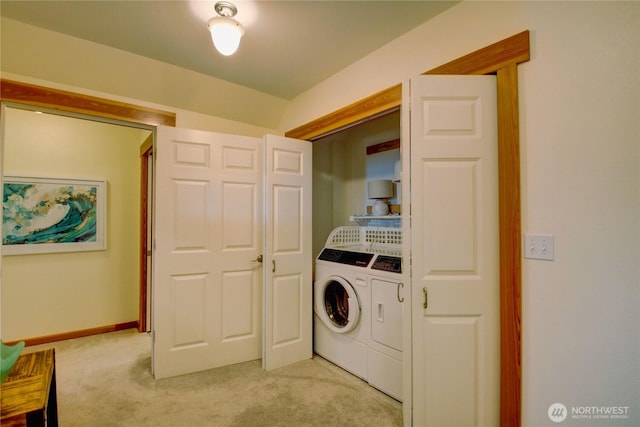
top-left (25, 329), bottom-right (402, 426)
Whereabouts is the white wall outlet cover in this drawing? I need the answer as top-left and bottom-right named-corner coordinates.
top-left (524, 234), bottom-right (555, 261)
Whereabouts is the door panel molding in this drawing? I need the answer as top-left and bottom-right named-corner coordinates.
top-left (286, 30), bottom-right (529, 426)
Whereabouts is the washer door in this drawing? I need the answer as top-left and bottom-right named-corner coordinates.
top-left (315, 276), bottom-right (360, 333)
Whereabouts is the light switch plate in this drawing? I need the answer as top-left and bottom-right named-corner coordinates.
top-left (524, 234), bottom-right (555, 261)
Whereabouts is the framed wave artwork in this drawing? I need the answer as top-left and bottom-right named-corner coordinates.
top-left (2, 176), bottom-right (107, 255)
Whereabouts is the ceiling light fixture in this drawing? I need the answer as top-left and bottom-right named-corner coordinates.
top-left (208, 1), bottom-right (244, 56)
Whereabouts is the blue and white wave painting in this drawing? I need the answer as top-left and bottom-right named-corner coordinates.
top-left (3, 182), bottom-right (98, 246)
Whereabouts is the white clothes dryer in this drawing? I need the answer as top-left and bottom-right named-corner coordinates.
top-left (367, 255), bottom-right (404, 401)
top-left (313, 226), bottom-right (404, 399)
top-left (314, 248), bottom-right (373, 380)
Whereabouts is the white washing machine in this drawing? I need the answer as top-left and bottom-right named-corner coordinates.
top-left (313, 226), bottom-right (404, 400)
top-left (314, 248), bottom-right (373, 380)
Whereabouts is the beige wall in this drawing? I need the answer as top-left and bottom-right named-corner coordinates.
top-left (286, 2), bottom-right (640, 426)
top-left (0, 17), bottom-right (287, 131)
top-left (1, 107), bottom-right (148, 340)
top-left (312, 111), bottom-right (400, 258)
top-left (0, 70), bottom-right (279, 139)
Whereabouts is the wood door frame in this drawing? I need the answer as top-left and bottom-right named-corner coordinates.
top-left (0, 79), bottom-right (176, 126)
top-left (139, 135), bottom-right (154, 333)
top-left (0, 79), bottom-right (176, 338)
top-left (285, 30), bottom-right (529, 426)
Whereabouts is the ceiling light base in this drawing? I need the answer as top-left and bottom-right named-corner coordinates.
top-left (215, 1), bottom-right (237, 17)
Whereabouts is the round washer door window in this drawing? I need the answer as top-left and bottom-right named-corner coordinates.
top-left (315, 276), bottom-right (360, 333)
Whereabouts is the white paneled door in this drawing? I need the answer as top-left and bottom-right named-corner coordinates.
top-left (262, 135), bottom-right (313, 371)
top-left (152, 127), bottom-right (311, 379)
top-left (403, 76), bottom-right (500, 426)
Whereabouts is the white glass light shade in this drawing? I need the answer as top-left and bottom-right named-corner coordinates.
top-left (208, 16), bottom-right (244, 56)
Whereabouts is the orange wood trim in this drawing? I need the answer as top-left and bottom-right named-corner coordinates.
top-left (139, 142), bottom-right (152, 333)
top-left (285, 84), bottom-right (401, 140)
top-left (366, 138), bottom-right (400, 155)
top-left (5, 322), bottom-right (139, 347)
top-left (0, 79), bottom-right (176, 127)
top-left (497, 63), bottom-right (523, 426)
top-left (140, 133), bottom-right (153, 155)
top-left (425, 30), bottom-right (530, 76)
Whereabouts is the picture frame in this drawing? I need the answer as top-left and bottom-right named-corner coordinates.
top-left (2, 176), bottom-right (107, 255)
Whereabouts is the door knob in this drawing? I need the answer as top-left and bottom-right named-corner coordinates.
top-left (251, 255), bottom-right (263, 263)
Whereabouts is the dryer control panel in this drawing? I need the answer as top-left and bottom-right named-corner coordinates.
top-left (318, 248), bottom-right (374, 267)
top-left (371, 255), bottom-right (402, 274)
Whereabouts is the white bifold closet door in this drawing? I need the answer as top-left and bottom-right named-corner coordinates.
top-left (403, 75), bottom-right (500, 426)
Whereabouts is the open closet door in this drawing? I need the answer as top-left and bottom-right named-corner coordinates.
top-left (153, 126), bottom-right (263, 379)
top-left (405, 76), bottom-right (500, 426)
top-left (262, 134), bottom-right (313, 371)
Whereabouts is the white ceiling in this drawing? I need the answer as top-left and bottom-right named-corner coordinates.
top-left (1, 0), bottom-right (458, 100)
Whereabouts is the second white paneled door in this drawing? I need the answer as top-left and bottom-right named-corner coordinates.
top-left (263, 135), bottom-right (313, 371)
